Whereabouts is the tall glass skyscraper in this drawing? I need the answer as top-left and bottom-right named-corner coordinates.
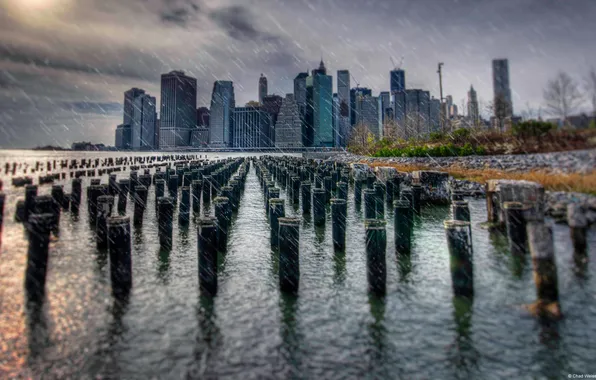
top-left (209, 80), bottom-right (235, 147)
top-left (258, 74), bottom-right (268, 104)
top-left (159, 71), bottom-right (197, 148)
top-left (337, 70), bottom-right (350, 147)
top-left (492, 59), bottom-right (513, 117)
top-left (232, 107), bottom-right (272, 148)
top-left (123, 88), bottom-right (145, 125)
top-left (132, 93), bottom-right (157, 150)
top-left (390, 69), bottom-right (406, 94)
top-left (306, 60), bottom-right (333, 147)
top-left (293, 72), bottom-right (308, 115)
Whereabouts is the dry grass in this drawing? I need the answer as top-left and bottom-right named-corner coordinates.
top-left (364, 161), bottom-right (596, 194)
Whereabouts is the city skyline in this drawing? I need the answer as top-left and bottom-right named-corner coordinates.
top-left (1, 0), bottom-right (595, 147)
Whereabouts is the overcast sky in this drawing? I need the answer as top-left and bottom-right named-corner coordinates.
top-left (0, 0), bottom-right (595, 148)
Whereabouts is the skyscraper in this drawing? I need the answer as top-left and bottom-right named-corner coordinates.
top-left (306, 60), bottom-right (333, 147)
top-left (467, 85), bottom-right (480, 126)
top-left (379, 91), bottom-right (391, 123)
top-left (232, 107), bottom-right (272, 148)
top-left (405, 89), bottom-right (431, 139)
top-left (209, 80), bottom-right (235, 147)
top-left (123, 88), bottom-right (145, 125)
top-left (132, 93), bottom-right (157, 150)
top-left (355, 93), bottom-right (381, 139)
top-left (430, 97), bottom-right (441, 132)
top-left (337, 70), bottom-right (351, 147)
top-left (333, 93), bottom-right (339, 147)
top-left (258, 74), bottom-right (268, 104)
top-left (293, 72), bottom-right (308, 112)
top-left (115, 124), bottom-right (132, 150)
top-left (262, 94), bottom-right (283, 146)
top-left (350, 87), bottom-right (372, 126)
top-left (492, 59), bottom-right (513, 117)
top-left (390, 69), bottom-right (406, 94)
top-left (275, 94), bottom-right (303, 148)
top-left (159, 71), bottom-right (197, 148)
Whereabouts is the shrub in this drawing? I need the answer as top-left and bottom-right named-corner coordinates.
top-left (429, 131), bottom-right (445, 141)
top-left (511, 120), bottom-right (555, 138)
top-left (452, 128), bottom-right (471, 142)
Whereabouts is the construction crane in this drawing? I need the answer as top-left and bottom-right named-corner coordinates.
top-left (390, 56), bottom-right (404, 70)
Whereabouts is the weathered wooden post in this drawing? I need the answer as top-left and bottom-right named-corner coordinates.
top-left (269, 198), bottom-right (285, 249)
top-left (158, 198), bottom-right (174, 249)
top-left (567, 203), bottom-right (588, 258)
top-left (133, 186), bottom-right (147, 226)
top-left (412, 184), bottom-right (422, 215)
top-left (168, 175), bottom-right (179, 203)
top-left (25, 213), bottom-right (52, 301)
top-left (312, 188), bottom-right (326, 226)
top-left (70, 178), bottom-right (82, 213)
top-left (527, 221), bottom-right (561, 319)
top-left (444, 220), bottom-right (474, 297)
top-left (394, 200), bottom-right (413, 255)
top-left (198, 217), bottom-right (218, 297)
top-left (50, 185), bottom-right (64, 230)
top-left (117, 179), bottom-right (129, 215)
top-left (301, 182), bottom-right (311, 214)
top-left (108, 216), bottom-right (132, 297)
top-left (279, 217), bottom-right (301, 294)
top-left (96, 195), bottom-right (114, 249)
top-left (192, 180), bottom-right (202, 215)
top-left (24, 184), bottom-right (38, 224)
top-left (365, 219), bottom-right (387, 295)
top-left (452, 201), bottom-right (471, 222)
top-left (213, 197), bottom-right (230, 252)
top-left (331, 199), bottom-right (347, 251)
top-left (363, 189), bottom-right (377, 219)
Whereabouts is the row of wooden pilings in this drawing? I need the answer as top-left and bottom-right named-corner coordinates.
top-left (251, 156), bottom-right (588, 319)
top-left (6, 154), bottom-right (205, 187)
top-left (10, 157), bottom-right (249, 303)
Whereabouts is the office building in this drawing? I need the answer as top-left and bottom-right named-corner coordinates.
top-left (337, 70), bottom-right (351, 147)
top-left (355, 93), bottom-right (381, 139)
top-left (493, 59), bottom-right (513, 117)
top-left (380, 91), bottom-right (391, 123)
top-left (305, 60), bottom-right (333, 147)
top-left (405, 89), bottom-right (431, 138)
top-left (262, 94), bottom-right (283, 145)
top-left (132, 93), bottom-right (157, 150)
top-left (430, 97), bottom-right (441, 132)
top-left (123, 88), bottom-right (145, 125)
top-left (115, 124), bottom-right (132, 150)
top-left (390, 69), bottom-right (406, 94)
top-left (159, 70), bottom-right (197, 148)
top-left (294, 72), bottom-right (308, 114)
top-left (333, 93), bottom-right (339, 147)
top-left (467, 85), bottom-right (480, 126)
top-left (350, 87), bottom-right (372, 126)
top-left (259, 74), bottom-right (268, 104)
top-left (209, 80), bottom-right (235, 147)
top-left (275, 94), bottom-right (304, 148)
top-left (191, 128), bottom-right (210, 147)
top-left (232, 107), bottom-right (272, 148)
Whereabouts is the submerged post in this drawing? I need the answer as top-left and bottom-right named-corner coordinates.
top-left (96, 195), bottom-right (114, 249)
top-left (452, 201), bottom-right (470, 222)
top-left (527, 222), bottom-right (561, 319)
top-left (567, 203), bottom-right (588, 258)
top-left (279, 217), bottom-right (300, 294)
top-left (198, 217), bottom-right (218, 297)
top-left (108, 216), bottom-right (132, 297)
top-left (394, 200), bottom-right (413, 255)
top-left (269, 198), bottom-right (285, 249)
top-left (331, 198), bottom-right (347, 251)
top-left (133, 186), bottom-right (147, 226)
top-left (365, 219), bottom-right (387, 295)
top-left (179, 186), bottom-right (191, 225)
top-left (192, 180), bottom-right (202, 215)
top-left (301, 181), bottom-right (311, 214)
top-left (363, 189), bottom-right (376, 219)
top-left (312, 188), bottom-right (326, 226)
top-left (444, 220), bottom-right (474, 297)
top-left (117, 179), bottom-right (129, 215)
top-left (158, 198), bottom-right (174, 249)
top-left (25, 213), bottom-right (53, 301)
top-left (213, 197), bottom-right (230, 252)
top-left (71, 178), bottom-right (82, 213)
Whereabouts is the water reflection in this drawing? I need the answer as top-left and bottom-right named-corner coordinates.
top-left (189, 295), bottom-right (220, 378)
top-left (448, 296), bottom-right (478, 373)
top-left (314, 225), bottom-right (325, 246)
top-left (279, 292), bottom-right (302, 378)
top-left (157, 248), bottom-right (170, 284)
top-left (333, 249), bottom-right (346, 285)
top-left (25, 297), bottom-right (49, 360)
top-left (367, 293), bottom-right (387, 374)
top-left (396, 252), bottom-right (412, 282)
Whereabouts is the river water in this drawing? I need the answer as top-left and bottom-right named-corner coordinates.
top-left (0, 150), bottom-right (595, 379)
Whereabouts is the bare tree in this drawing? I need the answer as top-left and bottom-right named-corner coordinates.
top-left (543, 71), bottom-right (584, 125)
top-left (348, 122), bottom-right (374, 153)
top-left (586, 67), bottom-right (596, 118)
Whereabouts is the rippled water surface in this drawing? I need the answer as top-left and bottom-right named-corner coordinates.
top-left (1, 150), bottom-right (595, 379)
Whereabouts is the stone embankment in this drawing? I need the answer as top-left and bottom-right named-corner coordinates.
top-left (327, 149), bottom-right (596, 225)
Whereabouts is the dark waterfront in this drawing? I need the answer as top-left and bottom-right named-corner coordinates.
top-left (0, 151), bottom-right (595, 379)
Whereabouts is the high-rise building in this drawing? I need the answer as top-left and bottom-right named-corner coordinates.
top-left (123, 88), bottom-right (145, 125)
top-left (132, 93), bottom-right (157, 150)
top-left (350, 87), bottom-right (372, 126)
top-left (337, 70), bottom-right (351, 147)
top-left (159, 70), bottom-right (197, 148)
top-left (355, 93), bottom-right (381, 139)
top-left (379, 91), bottom-right (391, 123)
top-left (430, 97), bottom-right (441, 132)
top-left (333, 93), bottom-right (339, 147)
top-left (115, 124), bottom-right (132, 150)
top-left (209, 81), bottom-right (235, 147)
top-left (390, 69), bottom-right (406, 94)
top-left (258, 74), bottom-right (268, 104)
top-left (405, 89), bottom-right (431, 138)
top-left (197, 107), bottom-right (210, 127)
top-left (232, 107), bottom-right (272, 148)
top-left (262, 94), bottom-right (283, 145)
top-left (305, 60), bottom-right (333, 147)
top-left (449, 104), bottom-right (459, 118)
top-left (191, 128), bottom-right (209, 147)
top-left (293, 72), bottom-right (308, 114)
top-left (492, 59), bottom-right (513, 117)
top-left (275, 94), bottom-right (304, 148)
top-left (467, 85), bottom-right (480, 126)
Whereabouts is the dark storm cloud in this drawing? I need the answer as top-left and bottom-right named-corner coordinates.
top-left (210, 5), bottom-right (272, 41)
top-left (159, 0), bottom-right (202, 26)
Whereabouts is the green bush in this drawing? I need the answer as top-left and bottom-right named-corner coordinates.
top-left (429, 131), bottom-right (445, 141)
top-left (371, 143), bottom-right (487, 157)
top-left (511, 120), bottom-right (555, 138)
top-left (452, 128), bottom-right (471, 141)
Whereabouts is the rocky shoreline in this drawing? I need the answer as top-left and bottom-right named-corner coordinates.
top-left (331, 148), bottom-right (596, 174)
top-left (326, 149), bottom-right (596, 225)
